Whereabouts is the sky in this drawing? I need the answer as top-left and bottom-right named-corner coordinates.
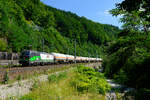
top-left (40, 0), bottom-right (123, 28)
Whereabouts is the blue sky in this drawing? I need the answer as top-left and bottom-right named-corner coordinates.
top-left (40, 0), bottom-right (123, 28)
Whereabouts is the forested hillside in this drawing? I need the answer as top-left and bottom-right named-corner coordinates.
top-left (0, 0), bottom-right (120, 57)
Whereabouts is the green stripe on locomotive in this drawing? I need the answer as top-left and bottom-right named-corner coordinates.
top-left (30, 56), bottom-right (41, 61)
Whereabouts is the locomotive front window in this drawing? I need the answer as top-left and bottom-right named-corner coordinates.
top-left (20, 51), bottom-right (30, 57)
top-left (24, 51), bottom-right (30, 56)
top-left (25, 52), bottom-right (30, 56)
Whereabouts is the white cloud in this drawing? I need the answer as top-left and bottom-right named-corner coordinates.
top-left (104, 10), bottom-right (110, 15)
top-left (96, 10), bottom-right (112, 17)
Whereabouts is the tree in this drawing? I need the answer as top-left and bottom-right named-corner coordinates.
top-left (110, 0), bottom-right (150, 33)
top-left (0, 38), bottom-right (7, 51)
top-left (104, 0), bottom-right (150, 90)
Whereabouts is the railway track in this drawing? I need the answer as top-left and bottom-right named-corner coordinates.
top-left (0, 62), bottom-right (101, 82)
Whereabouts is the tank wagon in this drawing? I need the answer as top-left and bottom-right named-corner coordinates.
top-left (51, 52), bottom-right (67, 63)
top-left (66, 54), bottom-right (74, 63)
top-left (19, 50), bottom-right (102, 66)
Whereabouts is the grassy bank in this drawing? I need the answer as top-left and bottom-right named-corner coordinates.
top-left (15, 65), bottom-right (109, 100)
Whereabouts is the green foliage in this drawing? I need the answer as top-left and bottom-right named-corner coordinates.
top-left (104, 0), bottom-right (150, 91)
top-left (71, 65), bottom-right (110, 95)
top-left (0, 38), bottom-right (7, 51)
top-left (19, 96), bottom-right (35, 100)
top-left (57, 72), bottom-right (67, 79)
top-left (17, 75), bottom-right (22, 81)
top-left (0, 0), bottom-right (119, 57)
top-left (113, 69), bottom-right (128, 84)
top-left (135, 88), bottom-right (150, 100)
top-left (48, 74), bottom-right (57, 83)
top-left (3, 71), bottom-right (9, 84)
top-left (110, 0), bottom-right (150, 32)
top-left (31, 80), bottom-right (39, 91)
top-left (104, 30), bottom-right (150, 89)
top-left (18, 69), bottom-right (106, 100)
top-left (48, 72), bottom-right (67, 83)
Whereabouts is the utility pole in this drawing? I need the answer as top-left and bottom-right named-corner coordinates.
top-left (96, 50), bottom-right (98, 58)
top-left (29, 45), bottom-right (32, 50)
top-left (74, 39), bottom-right (76, 64)
top-left (96, 50), bottom-right (98, 63)
top-left (68, 48), bottom-right (70, 55)
top-left (42, 39), bottom-right (44, 52)
top-left (88, 51), bottom-right (90, 63)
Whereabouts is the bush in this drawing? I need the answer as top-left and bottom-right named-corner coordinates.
top-left (30, 80), bottom-right (39, 91)
top-left (71, 66), bottom-right (111, 94)
top-left (113, 69), bottom-right (128, 84)
top-left (0, 38), bottom-right (7, 52)
top-left (19, 95), bottom-right (35, 100)
top-left (17, 75), bottom-right (22, 81)
top-left (48, 74), bottom-right (57, 83)
top-left (48, 72), bottom-right (67, 83)
top-left (57, 72), bottom-right (67, 80)
top-left (3, 71), bottom-right (9, 84)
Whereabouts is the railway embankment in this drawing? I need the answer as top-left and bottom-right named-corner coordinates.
top-left (0, 63), bottom-right (101, 100)
top-left (0, 63), bottom-right (136, 100)
top-left (0, 62), bottom-right (101, 82)
top-left (0, 70), bottom-right (68, 99)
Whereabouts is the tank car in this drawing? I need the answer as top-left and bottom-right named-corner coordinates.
top-left (51, 52), bottom-right (67, 63)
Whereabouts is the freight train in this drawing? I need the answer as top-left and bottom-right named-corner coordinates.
top-left (19, 50), bottom-right (102, 66)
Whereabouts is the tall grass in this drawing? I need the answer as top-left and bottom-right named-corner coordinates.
top-left (48, 72), bottom-right (67, 83)
top-left (19, 68), bottom-right (106, 100)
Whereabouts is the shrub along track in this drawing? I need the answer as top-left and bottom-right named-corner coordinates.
top-left (0, 62), bottom-right (101, 82)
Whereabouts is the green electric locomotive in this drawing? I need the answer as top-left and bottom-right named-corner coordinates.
top-left (19, 50), bottom-right (54, 66)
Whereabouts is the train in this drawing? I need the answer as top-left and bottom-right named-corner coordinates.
top-left (19, 50), bottom-right (102, 66)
